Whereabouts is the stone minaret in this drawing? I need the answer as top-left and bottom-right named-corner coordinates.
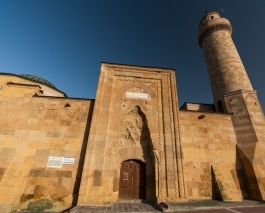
top-left (197, 12), bottom-right (253, 112)
top-left (198, 12), bottom-right (265, 201)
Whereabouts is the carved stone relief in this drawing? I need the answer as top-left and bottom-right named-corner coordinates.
top-left (118, 105), bottom-right (151, 148)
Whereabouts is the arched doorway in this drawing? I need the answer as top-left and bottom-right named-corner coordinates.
top-left (119, 159), bottom-right (146, 199)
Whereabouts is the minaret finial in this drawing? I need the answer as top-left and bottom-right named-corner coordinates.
top-left (221, 8), bottom-right (227, 17)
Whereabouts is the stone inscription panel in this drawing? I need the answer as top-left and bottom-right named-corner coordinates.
top-left (126, 91), bottom-right (150, 100)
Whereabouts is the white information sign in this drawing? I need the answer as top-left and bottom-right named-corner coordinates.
top-left (126, 92), bottom-right (149, 100)
top-left (47, 156), bottom-right (63, 168)
top-left (62, 157), bottom-right (75, 165)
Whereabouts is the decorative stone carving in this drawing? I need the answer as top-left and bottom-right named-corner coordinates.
top-left (121, 102), bottom-right (127, 109)
top-left (118, 105), bottom-right (149, 147)
top-left (153, 149), bottom-right (160, 164)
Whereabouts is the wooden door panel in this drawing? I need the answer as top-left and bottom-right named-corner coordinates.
top-left (119, 161), bottom-right (132, 198)
top-left (119, 160), bottom-right (146, 199)
top-left (133, 164), bottom-right (140, 198)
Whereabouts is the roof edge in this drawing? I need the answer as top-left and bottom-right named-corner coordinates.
top-left (0, 72), bottom-right (67, 97)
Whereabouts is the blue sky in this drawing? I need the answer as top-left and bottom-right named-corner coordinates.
top-left (1, 0), bottom-right (265, 109)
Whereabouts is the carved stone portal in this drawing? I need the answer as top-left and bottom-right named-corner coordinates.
top-left (78, 63), bottom-right (185, 205)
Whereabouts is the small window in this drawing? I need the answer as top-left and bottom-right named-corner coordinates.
top-left (211, 16), bottom-right (214, 19)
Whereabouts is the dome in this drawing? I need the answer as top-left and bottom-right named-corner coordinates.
top-left (19, 74), bottom-right (57, 89)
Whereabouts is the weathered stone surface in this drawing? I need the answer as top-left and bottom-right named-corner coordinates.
top-left (1, 11), bottom-right (265, 213)
top-left (78, 63), bottom-right (185, 205)
top-left (198, 12), bottom-right (265, 202)
top-left (179, 110), bottom-right (245, 200)
top-left (0, 75), bottom-right (94, 212)
top-left (212, 164), bottom-right (242, 201)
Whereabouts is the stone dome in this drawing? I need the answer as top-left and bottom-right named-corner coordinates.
top-left (19, 74), bottom-right (57, 89)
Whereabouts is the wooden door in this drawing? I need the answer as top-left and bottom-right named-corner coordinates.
top-left (119, 160), bottom-right (146, 199)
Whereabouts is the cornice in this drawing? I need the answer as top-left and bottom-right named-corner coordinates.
top-left (102, 63), bottom-right (175, 73)
top-left (7, 82), bottom-right (41, 89)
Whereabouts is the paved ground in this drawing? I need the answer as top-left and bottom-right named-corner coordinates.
top-left (68, 199), bottom-right (265, 213)
top-left (165, 199), bottom-right (265, 212)
top-left (69, 205), bottom-right (265, 213)
top-left (18, 200), bottom-right (265, 213)
top-left (175, 207), bottom-right (265, 213)
top-left (69, 201), bottom-right (161, 213)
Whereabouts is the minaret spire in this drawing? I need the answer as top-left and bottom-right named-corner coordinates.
top-left (198, 11), bottom-right (265, 201)
top-left (197, 12), bottom-right (252, 111)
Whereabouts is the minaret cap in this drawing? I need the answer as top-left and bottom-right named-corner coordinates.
top-left (197, 12), bottom-right (232, 48)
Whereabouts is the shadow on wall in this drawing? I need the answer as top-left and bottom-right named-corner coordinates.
top-left (137, 105), bottom-right (154, 163)
top-left (71, 101), bottom-right (95, 207)
top-left (236, 146), bottom-right (260, 200)
top-left (211, 166), bottom-right (222, 200)
top-left (138, 105), bottom-right (156, 202)
top-left (210, 149), bottom-right (250, 201)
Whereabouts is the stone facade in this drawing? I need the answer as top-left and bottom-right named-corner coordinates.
top-left (0, 74), bottom-right (94, 212)
top-left (78, 63), bottom-right (185, 205)
top-left (0, 11), bottom-right (265, 213)
top-left (179, 110), bottom-right (247, 200)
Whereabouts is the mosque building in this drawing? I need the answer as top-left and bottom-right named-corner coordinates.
top-left (0, 12), bottom-right (265, 213)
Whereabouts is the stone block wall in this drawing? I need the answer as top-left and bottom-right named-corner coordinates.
top-left (224, 90), bottom-right (265, 200)
top-left (198, 13), bottom-right (253, 110)
top-left (203, 30), bottom-right (253, 102)
top-left (179, 110), bottom-right (248, 200)
top-left (0, 83), bottom-right (94, 213)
